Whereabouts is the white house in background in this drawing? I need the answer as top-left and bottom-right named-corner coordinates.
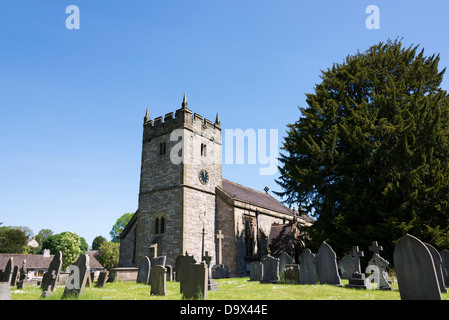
top-left (26, 238), bottom-right (39, 248)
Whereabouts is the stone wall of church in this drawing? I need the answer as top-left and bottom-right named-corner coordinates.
top-left (118, 223), bottom-right (136, 267)
top-left (135, 187), bottom-right (184, 267)
top-left (216, 193), bottom-right (237, 275)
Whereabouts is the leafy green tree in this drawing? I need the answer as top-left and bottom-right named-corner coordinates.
top-left (58, 232), bottom-right (81, 270)
top-left (110, 212), bottom-right (135, 243)
top-left (92, 235), bottom-right (107, 250)
top-left (276, 39), bottom-right (449, 261)
top-left (42, 233), bottom-right (64, 254)
top-left (80, 237), bottom-right (88, 254)
top-left (97, 241), bottom-right (120, 269)
top-left (0, 228), bottom-right (27, 253)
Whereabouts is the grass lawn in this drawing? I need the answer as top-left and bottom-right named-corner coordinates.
top-left (10, 277), bottom-right (439, 300)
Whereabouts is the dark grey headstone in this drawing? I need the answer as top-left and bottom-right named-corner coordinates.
top-left (10, 265), bottom-right (19, 286)
top-left (175, 252), bottom-right (196, 282)
top-left (1, 257), bottom-right (12, 283)
top-left (425, 243), bottom-right (447, 293)
top-left (96, 271), bottom-right (109, 288)
top-left (181, 263), bottom-right (208, 300)
top-left (61, 254), bottom-right (90, 299)
top-left (440, 249), bottom-right (449, 288)
top-left (152, 256), bottom-right (166, 267)
top-left (298, 248), bottom-right (317, 284)
top-left (150, 266), bottom-right (166, 296)
top-left (393, 234), bottom-right (441, 300)
top-left (284, 264), bottom-right (300, 284)
top-left (136, 256), bottom-right (151, 285)
top-left (279, 252), bottom-right (293, 277)
top-left (339, 255), bottom-right (355, 279)
top-left (211, 264), bottom-right (229, 279)
top-left (261, 255), bottom-right (279, 283)
top-left (316, 242), bottom-right (341, 285)
top-left (41, 251), bottom-right (62, 297)
top-left (249, 261), bottom-right (263, 281)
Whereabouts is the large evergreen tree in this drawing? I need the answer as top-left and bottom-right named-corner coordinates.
top-left (276, 39), bottom-right (449, 260)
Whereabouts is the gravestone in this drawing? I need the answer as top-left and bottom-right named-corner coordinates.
top-left (150, 265), bottom-right (167, 296)
top-left (166, 265), bottom-right (173, 281)
top-left (182, 262), bottom-right (208, 300)
top-left (10, 265), bottom-right (19, 286)
top-left (61, 254), bottom-right (90, 299)
top-left (284, 264), bottom-right (300, 284)
top-left (17, 260), bottom-right (27, 289)
top-left (393, 234), bottom-right (441, 300)
top-left (41, 251), bottom-right (62, 297)
top-left (249, 261), bottom-right (263, 281)
top-left (202, 251), bottom-right (218, 291)
top-left (346, 246), bottom-right (371, 289)
top-left (212, 264), bottom-right (229, 279)
top-left (440, 249), bottom-right (449, 288)
top-left (298, 248), bottom-right (317, 284)
top-left (424, 243), bottom-right (447, 293)
top-left (136, 256), bottom-right (151, 285)
top-left (175, 251), bottom-right (196, 282)
top-left (316, 242), bottom-right (341, 285)
top-left (152, 256), bottom-right (166, 267)
top-left (96, 270), bottom-right (109, 288)
top-left (1, 257), bottom-right (12, 283)
top-left (0, 283), bottom-right (11, 300)
top-left (366, 253), bottom-right (392, 290)
top-left (339, 255), bottom-right (355, 279)
top-left (279, 252), bottom-right (293, 278)
top-left (261, 255), bottom-right (279, 283)
top-left (176, 251), bottom-right (196, 294)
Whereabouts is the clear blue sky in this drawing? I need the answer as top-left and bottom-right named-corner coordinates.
top-left (1, 1), bottom-right (449, 247)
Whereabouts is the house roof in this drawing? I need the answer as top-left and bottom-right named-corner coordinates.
top-left (220, 179), bottom-right (293, 215)
top-left (0, 253), bottom-right (104, 271)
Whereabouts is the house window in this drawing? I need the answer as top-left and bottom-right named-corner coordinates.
top-left (159, 142), bottom-right (166, 155)
top-left (201, 143), bottom-right (207, 156)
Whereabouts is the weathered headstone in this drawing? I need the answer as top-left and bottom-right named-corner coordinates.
top-left (152, 256), bottom-right (166, 267)
top-left (150, 265), bottom-right (167, 296)
top-left (182, 262), bottom-right (208, 300)
top-left (41, 251), bottom-right (62, 297)
top-left (10, 265), bottom-right (19, 286)
top-left (284, 264), bottom-right (300, 284)
top-left (166, 265), bottom-right (173, 281)
top-left (393, 234), bottom-right (442, 300)
top-left (175, 251), bottom-right (196, 282)
top-left (0, 283), bottom-right (11, 300)
top-left (338, 255), bottom-right (355, 279)
top-left (440, 249), bottom-right (449, 288)
top-left (279, 252), bottom-right (293, 278)
top-left (136, 256), bottom-right (151, 285)
top-left (261, 255), bottom-right (279, 283)
top-left (298, 248), bottom-right (317, 285)
top-left (346, 246), bottom-right (371, 289)
top-left (1, 257), bottom-right (12, 283)
top-left (316, 242), bottom-right (341, 285)
top-left (96, 270), bottom-right (109, 288)
top-left (202, 251), bottom-right (218, 291)
top-left (249, 261), bottom-right (263, 281)
top-left (212, 264), bottom-right (229, 279)
top-left (61, 254), bottom-right (90, 299)
top-left (366, 253), bottom-right (392, 290)
top-left (17, 260), bottom-right (27, 289)
top-left (425, 243), bottom-right (447, 293)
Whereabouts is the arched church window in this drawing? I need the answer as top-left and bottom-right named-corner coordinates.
top-left (160, 217), bottom-right (165, 234)
top-left (201, 143), bottom-right (207, 156)
top-left (159, 142), bottom-right (166, 155)
top-left (154, 217), bottom-right (160, 234)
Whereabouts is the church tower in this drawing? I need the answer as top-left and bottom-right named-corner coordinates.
top-left (134, 94), bottom-right (222, 267)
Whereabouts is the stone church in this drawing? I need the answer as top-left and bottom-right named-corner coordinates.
top-left (118, 94), bottom-right (313, 277)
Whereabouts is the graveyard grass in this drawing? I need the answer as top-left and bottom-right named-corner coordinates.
top-left (11, 277), bottom-right (443, 300)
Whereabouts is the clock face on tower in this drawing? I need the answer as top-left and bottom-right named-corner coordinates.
top-left (198, 169), bottom-right (209, 185)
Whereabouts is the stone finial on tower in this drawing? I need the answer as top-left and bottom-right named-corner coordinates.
top-left (181, 93), bottom-right (189, 110)
top-left (144, 108), bottom-right (151, 125)
top-left (215, 112), bottom-right (221, 125)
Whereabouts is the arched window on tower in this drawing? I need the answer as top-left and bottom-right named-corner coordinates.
top-left (154, 217), bottom-right (160, 234)
top-left (201, 143), bottom-right (207, 157)
top-left (160, 217), bottom-right (165, 234)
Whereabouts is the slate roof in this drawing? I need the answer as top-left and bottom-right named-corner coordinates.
top-left (221, 179), bottom-right (293, 215)
top-left (0, 253), bottom-right (104, 270)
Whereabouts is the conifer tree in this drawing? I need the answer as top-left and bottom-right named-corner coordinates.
top-left (276, 39), bottom-right (449, 260)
